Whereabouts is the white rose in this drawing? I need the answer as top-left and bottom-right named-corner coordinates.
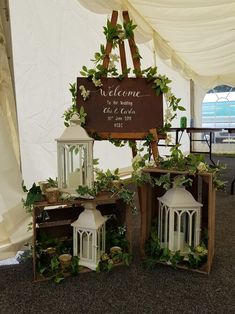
top-left (197, 162), bottom-right (208, 173)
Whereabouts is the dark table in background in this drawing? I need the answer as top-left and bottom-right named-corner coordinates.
top-left (169, 128), bottom-right (222, 164)
top-left (168, 127), bottom-right (235, 194)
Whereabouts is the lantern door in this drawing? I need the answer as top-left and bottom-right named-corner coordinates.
top-left (58, 142), bottom-right (93, 191)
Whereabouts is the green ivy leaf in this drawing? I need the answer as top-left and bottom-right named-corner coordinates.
top-left (177, 106), bottom-right (186, 111)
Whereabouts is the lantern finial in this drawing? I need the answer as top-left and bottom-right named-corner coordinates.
top-left (70, 113), bottom-right (81, 126)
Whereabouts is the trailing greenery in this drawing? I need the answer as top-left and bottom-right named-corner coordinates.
top-left (96, 253), bottom-right (114, 272)
top-left (143, 225), bottom-right (184, 270)
top-left (36, 232), bottom-right (80, 283)
top-left (22, 182), bottom-right (43, 214)
top-left (70, 17), bottom-right (185, 140)
top-left (96, 223), bottom-right (131, 272)
top-left (76, 168), bottom-right (137, 214)
top-left (130, 144), bottom-right (227, 190)
top-left (144, 223), bottom-right (207, 270)
top-left (106, 224), bottom-right (129, 252)
top-left (22, 178), bottom-right (58, 215)
top-left (96, 250), bottom-right (131, 272)
top-left (62, 83), bottom-right (87, 127)
top-left (153, 173), bottom-right (193, 190)
top-left (188, 243), bottom-right (208, 269)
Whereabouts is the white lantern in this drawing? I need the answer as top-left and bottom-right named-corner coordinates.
top-left (71, 201), bottom-right (108, 270)
top-left (157, 187), bottom-right (202, 254)
top-left (56, 114), bottom-right (94, 194)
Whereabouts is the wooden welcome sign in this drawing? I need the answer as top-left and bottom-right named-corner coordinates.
top-left (76, 9), bottom-right (161, 162)
top-left (77, 77), bottom-right (163, 139)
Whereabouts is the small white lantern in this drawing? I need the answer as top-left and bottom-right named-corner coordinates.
top-left (56, 114), bottom-right (94, 193)
top-left (158, 187), bottom-right (202, 253)
top-left (71, 201), bottom-right (108, 270)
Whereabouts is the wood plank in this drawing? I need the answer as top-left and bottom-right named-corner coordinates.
top-left (139, 171), bottom-right (215, 273)
top-left (102, 10), bottom-right (118, 70)
top-left (118, 40), bottom-right (127, 74)
top-left (125, 205), bottom-right (133, 253)
top-left (122, 11), bottom-right (142, 76)
top-left (36, 219), bottom-right (75, 228)
top-left (93, 132), bottom-right (164, 140)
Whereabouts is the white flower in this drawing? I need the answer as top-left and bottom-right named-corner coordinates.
top-left (165, 133), bottom-right (173, 145)
top-left (92, 77), bottom-right (102, 87)
top-left (164, 88), bottom-right (172, 102)
top-left (134, 168), bottom-right (142, 175)
top-left (110, 54), bottom-right (119, 63)
top-left (132, 154), bottom-right (144, 171)
top-left (132, 154), bottom-right (142, 164)
top-left (164, 108), bottom-right (174, 122)
top-left (197, 162), bottom-right (208, 173)
top-left (146, 160), bottom-right (155, 167)
top-left (118, 31), bottom-right (125, 40)
top-left (195, 245), bottom-right (208, 256)
top-left (79, 85), bottom-right (90, 101)
top-left (108, 61), bottom-right (115, 70)
top-left (79, 85), bottom-right (85, 90)
top-left (108, 54), bottom-right (119, 69)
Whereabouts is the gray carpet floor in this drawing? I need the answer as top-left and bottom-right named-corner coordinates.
top-left (0, 156), bottom-right (234, 314)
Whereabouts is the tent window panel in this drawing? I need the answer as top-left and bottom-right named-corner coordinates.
top-left (202, 85), bottom-right (235, 143)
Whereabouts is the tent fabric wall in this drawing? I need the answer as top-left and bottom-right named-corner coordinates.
top-left (10, 0), bottom-right (190, 188)
top-left (78, 0), bottom-right (235, 90)
top-left (0, 14), bottom-right (31, 260)
top-left (1, 0), bottom-right (199, 259)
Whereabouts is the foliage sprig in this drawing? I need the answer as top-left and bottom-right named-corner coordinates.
top-left (144, 223), bottom-right (207, 270)
top-left (76, 168), bottom-right (137, 214)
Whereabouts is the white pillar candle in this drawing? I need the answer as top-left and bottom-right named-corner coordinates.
top-left (82, 234), bottom-right (93, 259)
top-left (68, 170), bottom-right (81, 188)
top-left (173, 231), bottom-right (185, 251)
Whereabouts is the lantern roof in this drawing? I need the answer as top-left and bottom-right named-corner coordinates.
top-left (71, 201), bottom-right (107, 229)
top-left (158, 187), bottom-right (202, 208)
top-left (56, 114), bottom-right (93, 142)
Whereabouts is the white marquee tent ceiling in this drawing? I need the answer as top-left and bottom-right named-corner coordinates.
top-left (78, 0), bottom-right (235, 89)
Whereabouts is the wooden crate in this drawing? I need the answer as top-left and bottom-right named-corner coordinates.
top-left (32, 193), bottom-right (132, 281)
top-left (139, 168), bottom-right (216, 274)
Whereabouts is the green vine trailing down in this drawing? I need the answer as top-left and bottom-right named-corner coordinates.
top-left (131, 144), bottom-right (227, 190)
top-left (22, 177), bottom-right (59, 214)
top-left (76, 167), bottom-right (137, 214)
top-left (22, 182), bottom-right (43, 215)
top-left (22, 178), bottom-right (59, 231)
top-left (62, 83), bottom-right (87, 127)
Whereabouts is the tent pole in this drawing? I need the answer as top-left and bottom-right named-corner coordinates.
top-left (190, 79), bottom-right (195, 127)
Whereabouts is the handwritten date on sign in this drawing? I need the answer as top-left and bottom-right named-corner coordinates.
top-left (76, 77), bottom-right (163, 136)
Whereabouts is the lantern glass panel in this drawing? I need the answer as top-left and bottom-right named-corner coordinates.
top-left (81, 231), bottom-right (92, 259)
top-left (61, 143), bottom-right (88, 189)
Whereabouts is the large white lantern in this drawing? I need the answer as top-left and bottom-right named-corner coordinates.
top-left (71, 201), bottom-right (108, 270)
top-left (56, 114), bottom-right (94, 194)
top-left (158, 187), bottom-right (202, 253)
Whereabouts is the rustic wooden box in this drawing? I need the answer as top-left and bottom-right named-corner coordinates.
top-left (32, 194), bottom-right (132, 281)
top-left (139, 168), bottom-right (216, 274)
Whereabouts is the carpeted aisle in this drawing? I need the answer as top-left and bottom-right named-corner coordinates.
top-left (0, 157), bottom-right (234, 314)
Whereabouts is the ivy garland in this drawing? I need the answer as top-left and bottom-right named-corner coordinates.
top-left (63, 18), bottom-right (186, 145)
top-left (144, 222), bottom-right (208, 270)
top-left (62, 18), bottom-right (226, 190)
